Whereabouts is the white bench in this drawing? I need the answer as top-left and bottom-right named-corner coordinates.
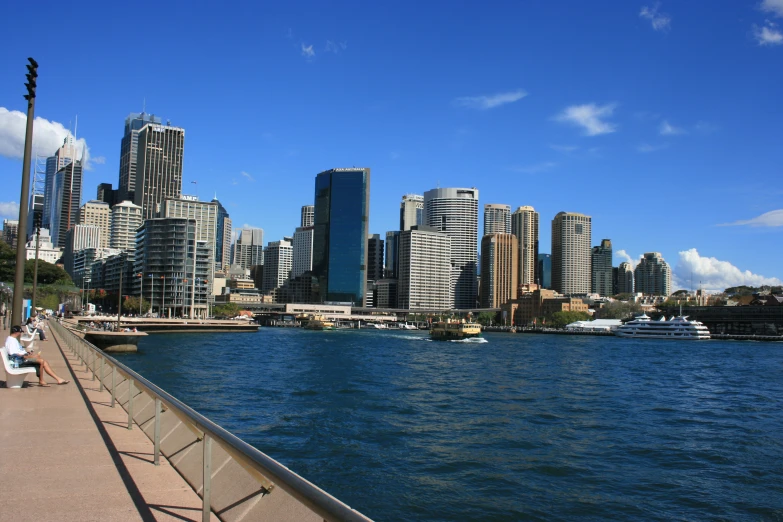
top-left (1, 346), bottom-right (37, 388)
top-left (20, 327), bottom-right (36, 351)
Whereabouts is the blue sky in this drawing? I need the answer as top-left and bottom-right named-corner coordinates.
top-left (1, 0), bottom-right (782, 291)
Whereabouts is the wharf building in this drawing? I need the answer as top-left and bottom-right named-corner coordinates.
top-left (2, 220), bottom-right (19, 249)
top-left (615, 261), bottom-right (635, 295)
top-left (110, 201), bottom-right (143, 251)
top-left (511, 206), bottom-right (539, 288)
top-left (213, 198), bottom-right (232, 273)
top-left (400, 194), bottom-right (424, 231)
top-left (397, 225), bottom-right (452, 310)
top-left (232, 227), bottom-right (264, 271)
top-left (133, 122), bottom-right (185, 220)
top-left (424, 187), bottom-right (479, 309)
top-left (483, 204), bottom-right (511, 235)
top-left (292, 226), bottom-right (314, 278)
top-left (480, 233), bottom-right (518, 308)
top-left (300, 205), bottom-right (314, 228)
top-left (503, 288), bottom-right (590, 326)
top-left (634, 252), bottom-right (672, 296)
top-left (591, 239), bottom-right (613, 297)
top-left (551, 211), bottom-right (592, 296)
top-left (79, 201), bottom-right (112, 250)
top-left (118, 112), bottom-right (162, 202)
top-left (42, 136), bottom-right (78, 231)
top-left (262, 239), bottom-right (293, 295)
top-left (24, 228), bottom-right (62, 264)
top-left (50, 160), bottom-right (83, 248)
top-left (312, 168), bottom-right (371, 306)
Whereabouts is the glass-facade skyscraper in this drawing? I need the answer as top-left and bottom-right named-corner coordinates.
top-left (118, 112), bottom-right (162, 202)
top-left (312, 168), bottom-right (371, 306)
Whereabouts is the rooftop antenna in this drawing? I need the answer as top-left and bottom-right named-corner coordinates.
top-left (142, 97), bottom-right (146, 115)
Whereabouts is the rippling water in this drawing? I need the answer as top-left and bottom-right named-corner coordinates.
top-left (123, 329), bottom-right (783, 521)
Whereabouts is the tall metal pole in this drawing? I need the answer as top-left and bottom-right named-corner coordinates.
top-left (11, 58), bottom-right (38, 326)
top-left (117, 265), bottom-right (123, 331)
top-left (31, 227), bottom-right (40, 312)
top-left (139, 273), bottom-right (143, 315)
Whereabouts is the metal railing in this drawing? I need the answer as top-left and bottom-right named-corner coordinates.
top-left (50, 320), bottom-right (373, 522)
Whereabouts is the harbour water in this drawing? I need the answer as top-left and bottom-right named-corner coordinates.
top-left (124, 329), bottom-right (783, 521)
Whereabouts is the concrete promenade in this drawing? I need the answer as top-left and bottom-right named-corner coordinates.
top-left (0, 322), bottom-right (218, 521)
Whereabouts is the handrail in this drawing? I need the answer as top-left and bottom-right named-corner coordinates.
top-left (50, 320), bottom-right (373, 522)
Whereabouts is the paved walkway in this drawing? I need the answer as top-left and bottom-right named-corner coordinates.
top-left (0, 321), bottom-right (218, 522)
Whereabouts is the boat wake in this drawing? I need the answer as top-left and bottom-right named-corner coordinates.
top-left (450, 337), bottom-right (489, 344)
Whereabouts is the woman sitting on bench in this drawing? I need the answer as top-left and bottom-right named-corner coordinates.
top-left (5, 325), bottom-right (69, 387)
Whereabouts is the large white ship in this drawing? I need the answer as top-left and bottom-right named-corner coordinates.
top-left (615, 314), bottom-right (711, 340)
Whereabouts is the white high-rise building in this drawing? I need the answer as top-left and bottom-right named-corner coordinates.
top-left (24, 228), bottom-right (62, 264)
top-left (262, 239), bottom-right (293, 294)
top-left (511, 206), bottom-right (539, 287)
top-left (551, 211), bottom-right (592, 295)
top-left (232, 227), bottom-right (264, 270)
top-left (634, 252), bottom-right (672, 297)
top-left (300, 205), bottom-right (314, 228)
top-left (483, 204), bottom-right (511, 236)
top-left (292, 226), bottom-right (314, 278)
top-left (398, 226), bottom-right (452, 310)
top-left (400, 194), bottom-right (424, 231)
top-left (71, 224), bottom-right (102, 251)
top-left (424, 187), bottom-right (479, 309)
top-left (79, 201), bottom-right (112, 250)
top-left (110, 201), bottom-right (143, 251)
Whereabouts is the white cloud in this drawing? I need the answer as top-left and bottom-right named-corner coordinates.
top-left (301, 43), bottom-right (315, 58)
top-left (0, 107), bottom-right (96, 169)
top-left (0, 201), bottom-right (20, 219)
top-left (659, 120), bottom-right (686, 135)
top-left (555, 103), bottom-right (617, 136)
top-left (92, 156), bottom-right (106, 165)
top-left (761, 0), bottom-right (783, 17)
top-left (325, 40), bottom-right (347, 53)
top-left (240, 171), bottom-right (254, 182)
top-left (616, 249), bottom-right (641, 268)
top-left (636, 143), bottom-right (669, 153)
top-left (454, 89), bottom-right (528, 110)
top-left (719, 209), bottom-right (783, 227)
top-left (675, 248), bottom-right (783, 292)
top-left (508, 161), bottom-right (557, 174)
top-left (640, 3), bottom-right (672, 31)
top-left (754, 22), bottom-right (783, 45)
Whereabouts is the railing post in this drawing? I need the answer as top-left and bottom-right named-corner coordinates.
top-left (99, 355), bottom-right (104, 392)
top-left (203, 435), bottom-right (212, 522)
top-left (111, 366), bottom-right (116, 408)
top-left (154, 398), bottom-right (161, 466)
top-left (127, 379), bottom-right (134, 430)
top-left (92, 349), bottom-right (96, 381)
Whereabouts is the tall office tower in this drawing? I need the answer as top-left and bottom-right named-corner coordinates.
top-left (511, 206), bottom-right (540, 287)
top-left (292, 226), bottom-right (314, 278)
top-left (591, 239), bottom-right (613, 297)
top-left (551, 211), bottom-right (592, 296)
top-left (50, 160), bottom-right (83, 248)
top-left (213, 198), bottom-right (232, 271)
top-left (300, 205), bottom-right (314, 227)
top-left (62, 224), bottom-right (101, 277)
top-left (424, 187), bottom-right (479, 309)
top-left (616, 262), bottom-right (635, 295)
top-left (43, 136), bottom-right (78, 230)
top-left (96, 183), bottom-right (118, 207)
top-left (384, 231), bottom-right (400, 279)
top-left (537, 253), bottom-right (552, 289)
top-left (479, 233), bottom-right (518, 308)
top-left (110, 200), bottom-right (143, 251)
top-left (483, 204), bottom-right (511, 236)
top-left (634, 253), bottom-right (672, 296)
top-left (79, 201), bottom-right (112, 250)
top-left (262, 239), bottom-right (293, 294)
top-left (118, 112), bottom-right (162, 202)
top-left (312, 168), bottom-right (371, 305)
top-left (2, 220), bottom-right (19, 248)
top-left (232, 228), bottom-right (265, 270)
top-left (134, 218), bottom-right (210, 318)
top-left (26, 193), bottom-right (44, 239)
top-left (367, 234), bottom-right (384, 282)
top-left (398, 226), bottom-right (452, 310)
top-left (399, 194), bottom-right (424, 231)
top-left (133, 122), bottom-right (185, 220)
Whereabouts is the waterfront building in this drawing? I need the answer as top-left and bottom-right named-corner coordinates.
top-left (213, 198), bottom-right (232, 272)
top-left (400, 194), bottom-right (424, 231)
top-left (24, 228), bottom-right (63, 264)
top-left (2, 220), bottom-right (19, 248)
top-left (79, 201), bottom-right (112, 250)
top-left (424, 187), bottom-right (479, 309)
top-left (102, 251), bottom-right (135, 295)
top-left (73, 247), bottom-right (121, 288)
top-left (511, 206), bottom-right (539, 287)
top-left (292, 226), bottom-right (314, 278)
top-left (118, 112), bottom-right (162, 202)
top-left (232, 227), bottom-right (265, 270)
top-left (634, 252), bottom-right (672, 296)
top-left (133, 122), bottom-right (185, 220)
top-left (551, 211), bottom-right (592, 296)
top-left (616, 262), bottom-right (635, 295)
top-left (503, 288), bottom-right (590, 326)
top-left (537, 253), bottom-right (551, 289)
top-left (271, 273), bottom-right (319, 304)
top-left (484, 204), bottom-right (511, 236)
top-left (375, 278), bottom-right (398, 308)
top-left (43, 136), bottom-right (78, 231)
top-left (591, 239), bottom-right (613, 297)
top-left (398, 225), bottom-right (452, 310)
top-left (480, 233), bottom-right (518, 308)
top-left (301, 205), bottom-right (314, 228)
top-left (367, 234), bottom-right (384, 282)
top-left (110, 200), bottom-right (143, 251)
top-left (50, 160), bottom-right (83, 249)
top-left (312, 167), bottom-right (371, 306)
top-left (262, 239), bottom-right (293, 295)
top-left (385, 231), bottom-right (400, 279)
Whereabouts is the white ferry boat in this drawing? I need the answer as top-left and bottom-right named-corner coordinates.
top-left (615, 314), bottom-right (711, 340)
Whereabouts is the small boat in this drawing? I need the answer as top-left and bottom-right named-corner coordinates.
top-left (430, 320), bottom-right (482, 340)
top-left (400, 323), bottom-right (418, 330)
top-left (304, 315), bottom-right (336, 331)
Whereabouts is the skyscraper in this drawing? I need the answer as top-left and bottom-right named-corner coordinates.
top-left (292, 226), bottom-right (314, 278)
top-left (511, 206), bottom-right (539, 287)
top-left (551, 211), bottom-right (592, 296)
top-left (367, 234), bottom-right (384, 282)
top-left (43, 136), bottom-right (78, 231)
top-left (400, 194), bottom-right (424, 231)
top-left (50, 160), bottom-right (83, 249)
top-left (483, 204), bottom-right (511, 235)
top-left (79, 201), bottom-right (112, 250)
top-left (634, 253), bottom-right (672, 296)
top-left (118, 112), bottom-right (162, 202)
top-left (110, 201), bottom-right (143, 251)
top-left (312, 168), bottom-right (371, 305)
top-left (591, 239), bottom-right (613, 297)
top-left (384, 231), bottom-right (400, 279)
top-left (398, 226), bottom-right (452, 310)
top-left (616, 261), bottom-right (635, 295)
top-left (479, 233), bottom-right (518, 308)
top-left (96, 183), bottom-right (118, 207)
top-left (424, 187), bottom-right (479, 309)
top-left (537, 253), bottom-right (552, 289)
top-left (213, 198), bottom-right (232, 272)
top-left (232, 228), bottom-right (264, 270)
top-left (133, 122), bottom-right (185, 220)
top-left (300, 205), bottom-right (314, 227)
top-left (262, 239), bottom-right (293, 294)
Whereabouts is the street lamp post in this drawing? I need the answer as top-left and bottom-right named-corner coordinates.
top-left (161, 275), bottom-right (166, 318)
top-left (11, 57), bottom-right (39, 326)
top-left (148, 273), bottom-right (153, 317)
top-left (31, 227), bottom-right (40, 312)
top-left (137, 272), bottom-right (143, 315)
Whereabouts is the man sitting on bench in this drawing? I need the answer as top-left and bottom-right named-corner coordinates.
top-left (5, 325), bottom-right (69, 387)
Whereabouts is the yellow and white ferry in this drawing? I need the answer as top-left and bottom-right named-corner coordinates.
top-left (429, 320), bottom-right (482, 341)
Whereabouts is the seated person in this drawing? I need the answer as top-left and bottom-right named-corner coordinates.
top-left (25, 316), bottom-right (47, 341)
top-left (5, 325), bottom-right (69, 387)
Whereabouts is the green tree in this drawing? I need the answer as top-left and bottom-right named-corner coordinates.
top-left (476, 311), bottom-right (497, 326)
top-left (24, 259), bottom-right (71, 285)
top-left (597, 301), bottom-right (642, 319)
top-left (213, 303), bottom-right (240, 318)
top-left (0, 239), bottom-right (15, 282)
top-left (123, 296), bottom-right (151, 314)
top-left (38, 293), bottom-right (61, 311)
top-left (546, 310), bottom-right (591, 328)
top-left (612, 293), bottom-right (634, 301)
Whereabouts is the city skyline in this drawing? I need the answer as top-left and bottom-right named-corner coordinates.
top-left (0, 1), bottom-right (781, 292)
